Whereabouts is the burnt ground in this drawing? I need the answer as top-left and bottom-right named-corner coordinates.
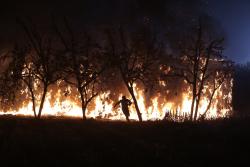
top-left (0, 116), bottom-right (249, 166)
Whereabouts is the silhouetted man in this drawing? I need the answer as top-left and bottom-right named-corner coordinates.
top-left (114, 96), bottom-right (132, 122)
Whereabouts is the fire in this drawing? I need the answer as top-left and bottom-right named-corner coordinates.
top-left (0, 78), bottom-right (232, 121)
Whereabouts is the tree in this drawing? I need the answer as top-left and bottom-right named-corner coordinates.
top-left (105, 26), bottom-right (161, 122)
top-left (8, 45), bottom-right (38, 117)
top-left (162, 21), bottom-right (233, 121)
top-left (7, 19), bottom-right (62, 119)
top-left (54, 19), bottom-right (105, 120)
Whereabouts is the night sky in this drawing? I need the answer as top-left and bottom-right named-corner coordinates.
top-left (0, 0), bottom-right (249, 64)
top-left (207, 0), bottom-right (250, 63)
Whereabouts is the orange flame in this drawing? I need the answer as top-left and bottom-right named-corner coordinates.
top-left (0, 78), bottom-right (232, 121)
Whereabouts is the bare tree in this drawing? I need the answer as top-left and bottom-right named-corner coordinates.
top-left (9, 19), bottom-right (62, 119)
top-left (7, 45), bottom-right (38, 117)
top-left (54, 19), bottom-right (105, 120)
top-left (200, 60), bottom-right (233, 119)
top-left (163, 21), bottom-right (233, 121)
top-left (105, 26), bottom-right (161, 122)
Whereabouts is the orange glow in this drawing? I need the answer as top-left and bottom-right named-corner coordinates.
top-left (0, 78), bottom-right (232, 121)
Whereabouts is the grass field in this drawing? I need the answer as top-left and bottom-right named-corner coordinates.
top-left (0, 116), bottom-right (249, 166)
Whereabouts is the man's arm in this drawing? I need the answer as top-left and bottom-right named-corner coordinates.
top-left (114, 100), bottom-right (121, 108)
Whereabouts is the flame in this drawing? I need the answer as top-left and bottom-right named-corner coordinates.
top-left (0, 60), bottom-right (233, 121)
top-left (0, 79), bottom-right (232, 121)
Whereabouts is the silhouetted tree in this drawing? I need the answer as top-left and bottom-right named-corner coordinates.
top-left (233, 63), bottom-right (250, 116)
top-left (8, 45), bottom-right (38, 117)
top-left (105, 26), bottom-right (161, 122)
top-left (8, 19), bottom-right (62, 118)
top-left (162, 21), bottom-right (233, 121)
top-left (54, 19), bottom-right (105, 120)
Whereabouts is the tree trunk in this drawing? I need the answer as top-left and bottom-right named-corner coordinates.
top-left (37, 85), bottom-right (47, 119)
top-left (202, 83), bottom-right (218, 119)
top-left (190, 58), bottom-right (198, 121)
top-left (28, 85), bottom-right (37, 118)
top-left (128, 86), bottom-right (142, 122)
top-left (194, 67), bottom-right (208, 121)
top-left (31, 96), bottom-right (37, 118)
top-left (120, 70), bottom-right (142, 122)
top-left (79, 91), bottom-right (87, 120)
top-left (194, 93), bottom-right (201, 121)
top-left (190, 84), bottom-right (196, 121)
top-left (81, 103), bottom-right (87, 120)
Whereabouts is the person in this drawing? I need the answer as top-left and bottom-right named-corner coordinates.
top-left (114, 96), bottom-right (132, 122)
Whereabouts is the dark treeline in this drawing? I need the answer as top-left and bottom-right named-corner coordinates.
top-left (233, 63), bottom-right (250, 116)
top-left (0, 16), bottom-right (233, 121)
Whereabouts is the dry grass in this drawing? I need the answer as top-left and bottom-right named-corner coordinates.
top-left (0, 115), bottom-right (249, 166)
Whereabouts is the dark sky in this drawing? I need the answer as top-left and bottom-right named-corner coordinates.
top-left (0, 0), bottom-right (249, 64)
top-left (207, 0), bottom-right (250, 63)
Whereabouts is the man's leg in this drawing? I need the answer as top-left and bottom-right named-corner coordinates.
top-left (125, 115), bottom-right (130, 122)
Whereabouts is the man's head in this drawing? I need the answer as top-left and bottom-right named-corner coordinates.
top-left (122, 96), bottom-right (126, 100)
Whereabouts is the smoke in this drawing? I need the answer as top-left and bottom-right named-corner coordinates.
top-left (0, 0), bottom-right (210, 44)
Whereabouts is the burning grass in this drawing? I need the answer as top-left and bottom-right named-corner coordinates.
top-left (0, 79), bottom-right (232, 121)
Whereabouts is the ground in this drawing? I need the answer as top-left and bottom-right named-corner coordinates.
top-left (0, 116), bottom-right (249, 166)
